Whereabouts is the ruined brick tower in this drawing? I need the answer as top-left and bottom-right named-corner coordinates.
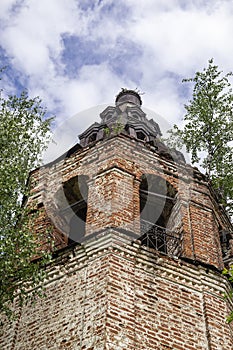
top-left (1, 90), bottom-right (233, 349)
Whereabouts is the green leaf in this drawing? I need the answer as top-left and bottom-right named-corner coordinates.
top-left (0, 72), bottom-right (54, 317)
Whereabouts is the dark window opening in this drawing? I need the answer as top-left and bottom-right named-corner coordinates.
top-left (88, 133), bottom-right (97, 143)
top-left (148, 139), bottom-right (157, 148)
top-left (220, 229), bottom-right (232, 258)
top-left (63, 175), bottom-right (89, 244)
top-left (124, 124), bottom-right (130, 134)
top-left (136, 131), bottom-right (146, 141)
top-left (139, 174), bottom-right (178, 254)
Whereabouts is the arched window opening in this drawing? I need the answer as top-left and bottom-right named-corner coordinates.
top-left (139, 174), bottom-right (179, 255)
top-left (88, 133), bottom-right (97, 143)
top-left (220, 228), bottom-right (232, 259)
top-left (136, 131), bottom-right (146, 141)
top-left (124, 124), bottom-right (130, 135)
top-left (63, 175), bottom-right (89, 244)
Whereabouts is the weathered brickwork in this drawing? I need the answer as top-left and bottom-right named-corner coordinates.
top-left (1, 91), bottom-right (233, 349)
top-left (26, 134), bottom-right (232, 269)
top-left (1, 231), bottom-right (232, 349)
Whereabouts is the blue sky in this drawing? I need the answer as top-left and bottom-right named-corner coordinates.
top-left (1, 0), bottom-right (233, 161)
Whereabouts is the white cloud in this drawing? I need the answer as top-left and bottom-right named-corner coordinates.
top-left (1, 0), bottom-right (78, 73)
top-left (1, 0), bottom-right (233, 148)
top-left (127, 1), bottom-right (233, 75)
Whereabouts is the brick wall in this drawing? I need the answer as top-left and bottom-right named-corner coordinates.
top-left (1, 231), bottom-right (233, 349)
top-left (27, 134), bottom-right (232, 269)
top-left (2, 132), bottom-right (232, 349)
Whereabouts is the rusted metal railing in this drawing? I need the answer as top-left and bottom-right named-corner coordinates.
top-left (140, 219), bottom-right (182, 257)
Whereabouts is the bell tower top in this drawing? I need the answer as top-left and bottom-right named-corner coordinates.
top-left (115, 88), bottom-right (142, 106)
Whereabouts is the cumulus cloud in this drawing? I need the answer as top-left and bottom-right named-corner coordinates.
top-left (1, 0), bottom-right (233, 150)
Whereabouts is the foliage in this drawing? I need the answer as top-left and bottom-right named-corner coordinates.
top-left (104, 118), bottom-right (124, 136)
top-left (0, 80), bottom-right (53, 317)
top-left (167, 59), bottom-right (233, 218)
top-left (167, 59), bottom-right (233, 323)
top-left (104, 126), bottom-right (110, 136)
top-left (112, 117), bottom-right (124, 134)
top-left (222, 265), bottom-right (233, 323)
